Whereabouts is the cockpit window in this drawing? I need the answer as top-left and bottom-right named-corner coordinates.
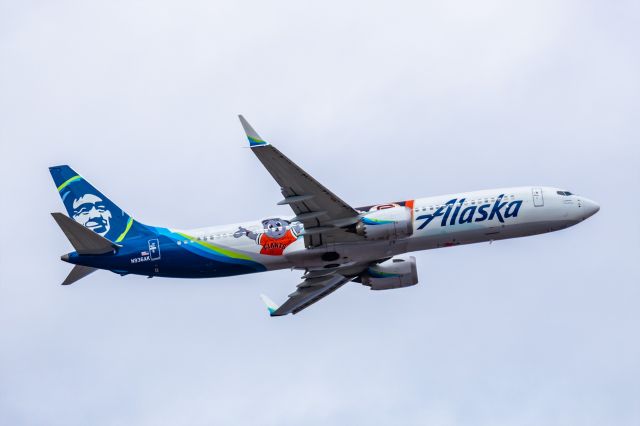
top-left (556, 191), bottom-right (574, 196)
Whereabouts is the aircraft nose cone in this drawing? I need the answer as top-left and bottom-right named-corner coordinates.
top-left (581, 197), bottom-right (600, 219)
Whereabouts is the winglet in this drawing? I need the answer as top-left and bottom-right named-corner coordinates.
top-left (239, 115), bottom-right (269, 147)
top-left (259, 294), bottom-right (280, 316)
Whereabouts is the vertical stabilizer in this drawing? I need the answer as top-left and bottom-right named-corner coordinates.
top-left (49, 165), bottom-right (152, 242)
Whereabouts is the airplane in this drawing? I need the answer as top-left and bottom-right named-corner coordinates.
top-left (50, 116), bottom-right (600, 316)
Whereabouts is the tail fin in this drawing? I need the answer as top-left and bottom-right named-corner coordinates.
top-left (49, 165), bottom-right (151, 242)
top-left (51, 212), bottom-right (118, 255)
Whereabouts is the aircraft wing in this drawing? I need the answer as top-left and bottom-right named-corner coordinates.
top-left (239, 115), bottom-right (361, 247)
top-left (261, 273), bottom-right (353, 316)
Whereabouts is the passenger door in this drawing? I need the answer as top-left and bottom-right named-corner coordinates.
top-left (532, 187), bottom-right (544, 207)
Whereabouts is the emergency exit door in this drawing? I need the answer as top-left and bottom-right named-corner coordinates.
top-left (532, 187), bottom-right (544, 207)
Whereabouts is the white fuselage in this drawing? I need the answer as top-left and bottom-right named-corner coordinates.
top-left (174, 186), bottom-right (600, 271)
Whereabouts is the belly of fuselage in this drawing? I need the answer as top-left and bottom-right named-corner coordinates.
top-left (406, 218), bottom-right (577, 251)
top-left (71, 234), bottom-right (269, 279)
top-left (68, 201), bottom-right (577, 278)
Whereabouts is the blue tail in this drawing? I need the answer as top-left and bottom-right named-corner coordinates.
top-left (49, 165), bottom-right (153, 243)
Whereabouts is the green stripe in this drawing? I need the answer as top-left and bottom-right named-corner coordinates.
top-left (248, 136), bottom-right (267, 146)
top-left (57, 175), bottom-right (81, 192)
top-left (176, 232), bottom-right (253, 261)
top-left (115, 217), bottom-right (134, 242)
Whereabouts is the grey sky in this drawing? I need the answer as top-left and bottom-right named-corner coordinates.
top-left (1, 1), bottom-right (639, 425)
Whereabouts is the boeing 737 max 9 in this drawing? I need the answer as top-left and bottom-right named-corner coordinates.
top-left (50, 116), bottom-right (600, 316)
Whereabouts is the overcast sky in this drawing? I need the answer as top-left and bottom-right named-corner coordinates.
top-left (1, 1), bottom-right (639, 425)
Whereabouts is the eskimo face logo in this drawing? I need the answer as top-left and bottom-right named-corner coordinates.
top-left (71, 193), bottom-right (112, 236)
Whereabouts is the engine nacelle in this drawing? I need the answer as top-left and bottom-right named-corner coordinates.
top-left (361, 255), bottom-right (418, 290)
top-left (356, 206), bottom-right (413, 240)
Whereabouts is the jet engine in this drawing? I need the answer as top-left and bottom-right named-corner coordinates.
top-left (356, 206), bottom-right (413, 240)
top-left (360, 255), bottom-right (418, 290)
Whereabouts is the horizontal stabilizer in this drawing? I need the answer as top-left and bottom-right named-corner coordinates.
top-left (51, 212), bottom-right (119, 255)
top-left (62, 265), bottom-right (98, 285)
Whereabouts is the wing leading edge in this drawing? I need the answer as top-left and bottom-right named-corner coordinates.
top-left (238, 115), bottom-right (361, 248)
top-left (261, 273), bottom-right (353, 316)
